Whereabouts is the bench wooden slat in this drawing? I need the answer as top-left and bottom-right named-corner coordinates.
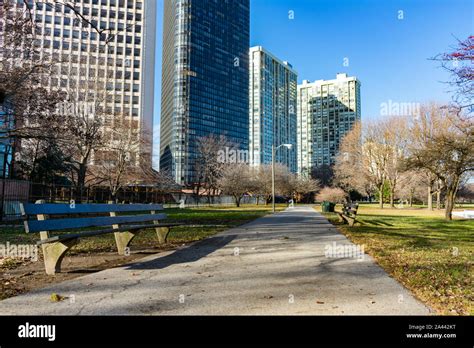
top-left (24, 213), bottom-right (167, 233)
top-left (21, 203), bottom-right (164, 216)
top-left (343, 208), bottom-right (358, 214)
top-left (36, 222), bottom-right (184, 245)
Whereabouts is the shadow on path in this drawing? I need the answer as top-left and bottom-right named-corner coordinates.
top-left (127, 234), bottom-right (236, 270)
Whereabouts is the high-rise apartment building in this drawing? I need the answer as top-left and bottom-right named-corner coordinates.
top-left (249, 46), bottom-right (297, 172)
top-left (10, 0), bottom-right (156, 162)
top-left (160, 0), bottom-right (250, 186)
top-left (297, 73), bottom-right (361, 175)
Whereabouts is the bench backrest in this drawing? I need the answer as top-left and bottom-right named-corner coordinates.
top-left (342, 203), bottom-right (359, 216)
top-left (21, 203), bottom-right (166, 234)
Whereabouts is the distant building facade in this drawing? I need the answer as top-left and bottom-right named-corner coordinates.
top-left (297, 73), bottom-right (361, 175)
top-left (160, 0), bottom-right (250, 186)
top-left (249, 46), bottom-right (298, 172)
top-left (7, 0), bottom-right (157, 164)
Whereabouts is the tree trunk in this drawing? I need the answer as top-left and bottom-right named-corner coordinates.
top-left (409, 191), bottom-right (413, 207)
top-left (445, 188), bottom-right (455, 220)
top-left (234, 195), bottom-right (241, 207)
top-left (427, 186), bottom-right (433, 211)
top-left (389, 188), bottom-right (395, 208)
top-left (75, 165), bottom-right (87, 203)
top-left (436, 189), bottom-right (441, 210)
top-left (378, 184), bottom-right (384, 209)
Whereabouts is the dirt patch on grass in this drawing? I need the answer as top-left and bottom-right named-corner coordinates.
top-left (0, 244), bottom-right (181, 301)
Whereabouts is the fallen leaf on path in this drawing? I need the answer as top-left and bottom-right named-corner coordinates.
top-left (316, 301), bottom-right (325, 304)
top-left (50, 293), bottom-right (65, 302)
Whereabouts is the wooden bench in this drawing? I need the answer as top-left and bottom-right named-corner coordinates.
top-left (21, 202), bottom-right (181, 275)
top-left (337, 203), bottom-right (359, 227)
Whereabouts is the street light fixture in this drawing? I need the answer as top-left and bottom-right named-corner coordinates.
top-left (272, 143), bottom-right (293, 213)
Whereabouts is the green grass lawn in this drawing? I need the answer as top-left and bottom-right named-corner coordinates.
top-left (317, 204), bottom-right (474, 315)
top-left (0, 204), bottom-right (286, 254)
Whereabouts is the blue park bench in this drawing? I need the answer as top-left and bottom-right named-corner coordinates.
top-left (20, 202), bottom-right (181, 275)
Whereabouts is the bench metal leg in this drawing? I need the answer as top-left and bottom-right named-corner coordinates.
top-left (42, 239), bottom-right (78, 275)
top-left (114, 231), bottom-right (136, 255)
top-left (156, 227), bottom-right (170, 245)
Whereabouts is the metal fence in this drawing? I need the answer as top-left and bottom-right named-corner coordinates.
top-left (0, 179), bottom-right (30, 220)
top-left (0, 181), bottom-right (261, 220)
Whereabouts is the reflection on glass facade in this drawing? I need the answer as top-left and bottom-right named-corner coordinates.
top-left (0, 102), bottom-right (14, 179)
top-left (160, 0), bottom-right (250, 186)
top-left (249, 47), bottom-right (297, 173)
top-left (297, 73), bottom-right (361, 176)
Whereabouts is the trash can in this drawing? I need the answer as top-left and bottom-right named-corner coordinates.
top-left (321, 201), bottom-right (336, 213)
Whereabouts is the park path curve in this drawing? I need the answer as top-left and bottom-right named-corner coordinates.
top-left (0, 206), bottom-right (431, 315)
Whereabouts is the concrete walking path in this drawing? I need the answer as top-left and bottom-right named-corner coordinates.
top-left (0, 206), bottom-right (431, 315)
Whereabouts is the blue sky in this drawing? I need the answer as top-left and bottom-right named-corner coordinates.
top-left (152, 0), bottom-right (473, 166)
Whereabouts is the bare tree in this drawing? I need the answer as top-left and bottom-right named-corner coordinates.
top-left (315, 187), bottom-right (346, 204)
top-left (196, 134), bottom-right (236, 203)
top-left (289, 174), bottom-right (320, 203)
top-left (217, 163), bottom-right (254, 207)
top-left (432, 36), bottom-right (474, 112)
top-left (335, 122), bottom-right (390, 208)
top-left (0, 0), bottom-right (65, 173)
top-left (406, 103), bottom-right (474, 220)
top-left (381, 116), bottom-right (409, 207)
top-left (396, 170), bottom-right (427, 207)
top-left (251, 164), bottom-right (293, 205)
top-left (89, 122), bottom-right (144, 201)
top-left (57, 80), bottom-right (106, 201)
top-left (457, 182), bottom-right (474, 204)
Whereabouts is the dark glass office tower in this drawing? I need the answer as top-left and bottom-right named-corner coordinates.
top-left (160, 0), bottom-right (250, 186)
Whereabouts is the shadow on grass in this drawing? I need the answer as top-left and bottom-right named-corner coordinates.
top-left (347, 217), bottom-right (473, 247)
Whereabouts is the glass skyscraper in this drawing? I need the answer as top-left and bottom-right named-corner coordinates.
top-left (297, 73), bottom-right (361, 176)
top-left (249, 46), bottom-right (298, 172)
top-left (160, 0), bottom-right (250, 186)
